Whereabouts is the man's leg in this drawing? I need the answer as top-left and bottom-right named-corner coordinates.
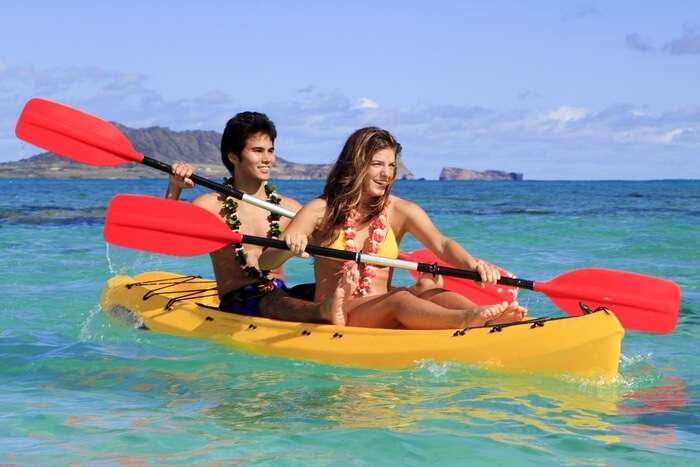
top-left (258, 289), bottom-right (345, 325)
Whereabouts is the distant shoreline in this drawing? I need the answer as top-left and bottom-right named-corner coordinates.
top-left (1, 176), bottom-right (697, 182)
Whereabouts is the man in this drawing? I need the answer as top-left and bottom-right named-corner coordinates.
top-left (166, 111), bottom-right (342, 324)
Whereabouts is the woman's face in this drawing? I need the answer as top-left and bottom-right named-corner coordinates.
top-left (362, 147), bottom-right (396, 198)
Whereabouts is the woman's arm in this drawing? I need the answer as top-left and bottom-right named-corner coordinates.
top-left (258, 198), bottom-right (327, 270)
top-left (395, 199), bottom-right (501, 284)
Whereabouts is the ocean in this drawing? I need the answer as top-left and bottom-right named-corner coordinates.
top-left (0, 178), bottom-right (698, 465)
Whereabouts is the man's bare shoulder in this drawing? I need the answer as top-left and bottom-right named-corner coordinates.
top-left (192, 192), bottom-right (223, 214)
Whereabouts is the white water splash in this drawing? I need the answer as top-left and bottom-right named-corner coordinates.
top-left (105, 243), bottom-right (116, 274)
top-left (416, 360), bottom-right (455, 377)
top-left (79, 304), bottom-right (105, 342)
top-left (620, 352), bottom-right (654, 367)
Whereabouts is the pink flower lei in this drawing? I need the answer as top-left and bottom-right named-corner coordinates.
top-left (337, 199), bottom-right (391, 297)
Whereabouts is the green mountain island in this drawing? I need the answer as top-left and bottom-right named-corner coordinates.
top-left (1, 124), bottom-right (414, 180)
top-left (1, 123), bottom-right (522, 180)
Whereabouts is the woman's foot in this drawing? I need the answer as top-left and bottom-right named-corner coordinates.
top-left (485, 301), bottom-right (527, 325)
top-left (463, 301), bottom-right (510, 327)
top-left (320, 288), bottom-right (347, 326)
top-left (460, 301), bottom-right (527, 328)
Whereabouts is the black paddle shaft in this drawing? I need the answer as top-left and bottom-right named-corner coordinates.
top-left (417, 264), bottom-right (535, 290)
top-left (142, 156), bottom-right (244, 200)
top-left (240, 234), bottom-right (536, 290)
top-left (241, 234), bottom-right (358, 262)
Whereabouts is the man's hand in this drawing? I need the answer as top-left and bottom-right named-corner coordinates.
top-left (169, 161), bottom-right (195, 189)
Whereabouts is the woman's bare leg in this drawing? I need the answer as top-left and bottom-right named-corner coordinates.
top-left (408, 272), bottom-right (444, 295)
top-left (346, 289), bottom-right (510, 329)
top-left (416, 288), bottom-right (527, 324)
top-left (417, 288), bottom-right (477, 309)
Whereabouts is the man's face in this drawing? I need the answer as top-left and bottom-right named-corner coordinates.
top-left (230, 132), bottom-right (275, 181)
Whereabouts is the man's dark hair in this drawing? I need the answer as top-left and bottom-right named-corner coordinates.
top-left (220, 111), bottom-right (277, 176)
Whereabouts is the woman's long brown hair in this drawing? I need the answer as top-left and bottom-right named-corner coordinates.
top-left (317, 127), bottom-right (402, 244)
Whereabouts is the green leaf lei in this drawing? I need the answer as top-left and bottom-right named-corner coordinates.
top-left (222, 178), bottom-right (282, 278)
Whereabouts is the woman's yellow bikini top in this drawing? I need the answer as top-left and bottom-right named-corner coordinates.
top-left (326, 225), bottom-right (399, 259)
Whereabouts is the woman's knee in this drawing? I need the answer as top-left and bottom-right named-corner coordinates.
top-left (387, 289), bottom-right (423, 305)
top-left (417, 288), bottom-right (450, 300)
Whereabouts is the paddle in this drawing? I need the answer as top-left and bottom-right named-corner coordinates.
top-left (15, 97), bottom-right (295, 218)
top-left (17, 99), bottom-right (681, 332)
top-left (14, 97), bottom-right (513, 304)
top-left (400, 248), bottom-right (519, 305)
top-left (15, 98), bottom-right (514, 305)
top-left (105, 194), bottom-right (680, 333)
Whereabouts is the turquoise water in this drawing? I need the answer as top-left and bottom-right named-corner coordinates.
top-left (1, 178), bottom-right (698, 465)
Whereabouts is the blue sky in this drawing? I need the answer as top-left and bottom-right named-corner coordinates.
top-left (1, 1), bottom-right (699, 179)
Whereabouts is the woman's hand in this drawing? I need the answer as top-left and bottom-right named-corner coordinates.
top-left (473, 259), bottom-right (501, 285)
top-left (169, 162), bottom-right (195, 189)
top-left (284, 232), bottom-right (309, 258)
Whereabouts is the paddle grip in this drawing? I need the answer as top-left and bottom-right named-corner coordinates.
top-left (141, 156), bottom-right (244, 200)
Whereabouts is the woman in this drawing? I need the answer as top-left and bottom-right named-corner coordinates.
top-left (259, 127), bottom-right (526, 329)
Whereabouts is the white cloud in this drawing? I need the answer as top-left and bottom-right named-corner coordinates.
top-left (561, 5), bottom-right (598, 22)
top-left (518, 90), bottom-right (540, 101)
top-left (619, 127), bottom-right (693, 145)
top-left (547, 106), bottom-right (589, 123)
top-left (2, 63), bottom-right (699, 179)
top-left (0, 63), bottom-right (246, 134)
top-left (660, 128), bottom-right (689, 144)
top-left (353, 97), bottom-right (379, 110)
top-left (626, 33), bottom-right (654, 52)
top-left (663, 27), bottom-right (700, 55)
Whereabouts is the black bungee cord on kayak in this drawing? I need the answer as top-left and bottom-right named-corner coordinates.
top-left (129, 275), bottom-right (219, 310)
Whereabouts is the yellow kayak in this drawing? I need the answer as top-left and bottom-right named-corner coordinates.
top-left (100, 271), bottom-right (624, 379)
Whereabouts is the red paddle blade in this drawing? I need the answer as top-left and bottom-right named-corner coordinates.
top-left (104, 195), bottom-right (241, 256)
top-left (399, 249), bottom-right (519, 305)
top-left (536, 268), bottom-right (680, 333)
top-left (15, 98), bottom-right (142, 166)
